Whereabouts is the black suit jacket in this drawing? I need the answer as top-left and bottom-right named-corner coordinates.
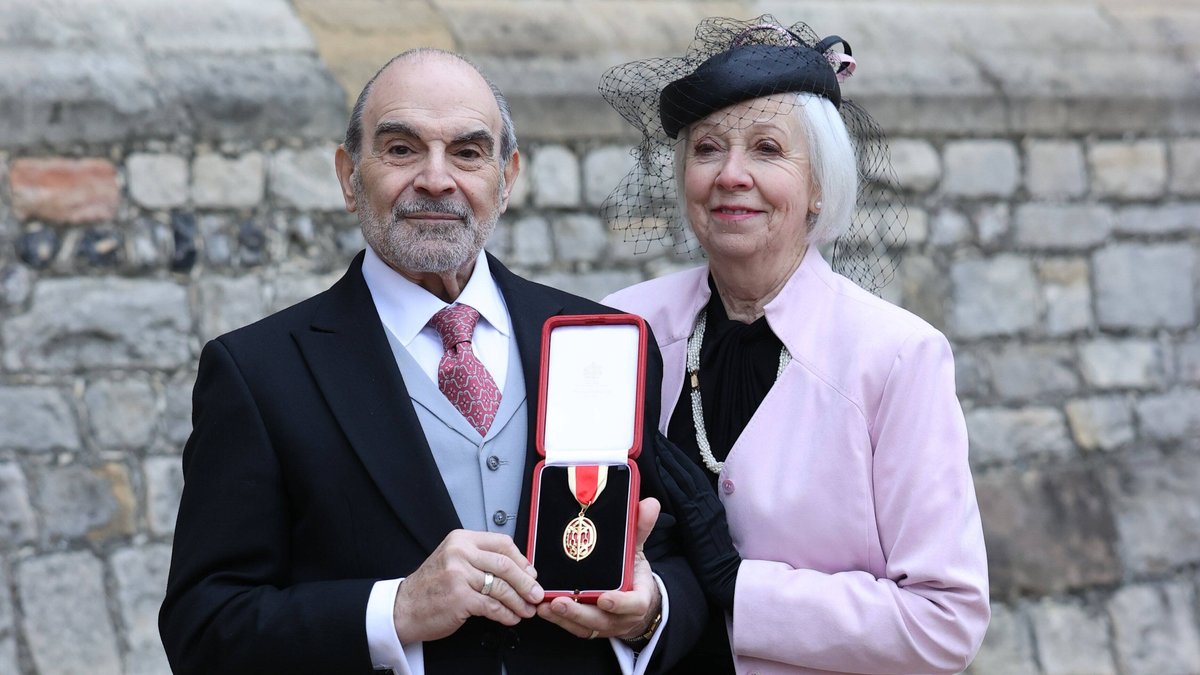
top-left (159, 252), bottom-right (705, 674)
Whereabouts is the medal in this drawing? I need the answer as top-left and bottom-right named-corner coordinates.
top-left (563, 465), bottom-right (608, 561)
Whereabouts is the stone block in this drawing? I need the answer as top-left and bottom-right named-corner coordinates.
top-left (269, 145), bottom-right (345, 210)
top-left (119, 0), bottom-right (314, 54)
top-left (954, 350), bottom-right (991, 399)
top-left (35, 463), bottom-right (136, 543)
top-left (84, 378), bottom-right (157, 450)
top-left (145, 456), bottom-right (184, 536)
top-left (506, 170), bottom-right (530, 209)
top-left (949, 255), bottom-right (1040, 339)
top-left (965, 407), bottom-right (1072, 465)
top-left (17, 551), bottom-right (122, 675)
top-left (111, 544), bottom-right (173, 672)
top-left (888, 139), bottom-right (941, 192)
top-left (192, 152), bottom-right (266, 208)
top-left (1065, 396), bottom-right (1134, 452)
top-left (1024, 139), bottom-right (1087, 199)
top-left (1030, 597), bottom-right (1117, 675)
top-left (0, 263), bottom-right (33, 307)
top-left (583, 145), bottom-right (636, 207)
top-left (1104, 453), bottom-right (1200, 574)
top-left (1079, 338), bottom-right (1164, 389)
top-left (0, 564), bottom-right (14, 675)
top-left (127, 153), bottom-right (189, 209)
top-left (1109, 582), bottom-right (1200, 675)
top-left (964, 604), bottom-right (1037, 675)
top-left (942, 140), bottom-right (1019, 197)
top-left (196, 275), bottom-right (268, 342)
top-left (901, 208), bottom-right (929, 246)
top-left (1038, 258), bottom-right (1091, 335)
top-left (1136, 388), bottom-right (1200, 444)
top-left (928, 208), bottom-right (971, 246)
top-left (0, 386), bottom-right (79, 452)
top-left (551, 213), bottom-right (607, 263)
top-left (985, 343), bottom-right (1080, 402)
top-left (1180, 336), bottom-right (1200, 384)
top-left (897, 253), bottom-right (948, 331)
top-left (163, 377), bottom-right (195, 448)
top-left (975, 203), bottom-right (1010, 247)
top-left (1115, 203), bottom-right (1200, 235)
top-left (9, 157), bottom-right (120, 223)
top-left (2, 278), bottom-right (191, 371)
top-left (510, 215), bottom-right (553, 266)
top-left (975, 466), bottom-right (1120, 595)
top-left (531, 270), bottom-right (643, 304)
top-left (0, 462), bottom-right (36, 545)
top-left (1093, 244), bottom-right (1196, 330)
top-left (267, 270), bottom-right (342, 314)
top-left (1014, 203), bottom-right (1114, 249)
top-left (530, 145), bottom-right (580, 208)
top-left (1170, 138), bottom-right (1200, 197)
top-left (1090, 140), bottom-right (1167, 199)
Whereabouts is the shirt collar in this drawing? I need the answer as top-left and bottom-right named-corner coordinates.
top-left (361, 246), bottom-right (511, 347)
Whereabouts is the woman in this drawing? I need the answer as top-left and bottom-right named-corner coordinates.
top-left (600, 16), bottom-right (990, 674)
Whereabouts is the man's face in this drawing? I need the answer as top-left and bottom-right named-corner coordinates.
top-left (338, 54), bottom-right (518, 276)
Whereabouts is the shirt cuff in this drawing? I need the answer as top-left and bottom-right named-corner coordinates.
top-left (366, 578), bottom-right (423, 675)
top-left (609, 573), bottom-right (670, 675)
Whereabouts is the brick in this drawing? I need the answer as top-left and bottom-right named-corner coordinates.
top-left (1090, 140), bottom-right (1167, 199)
top-left (530, 145), bottom-right (580, 208)
top-left (9, 158), bottom-right (120, 223)
top-left (35, 463), bottom-right (136, 543)
top-left (0, 462), bottom-right (37, 545)
top-left (965, 407), bottom-right (1072, 465)
top-left (985, 343), bottom-right (1080, 402)
top-left (1014, 203), bottom-right (1114, 249)
top-left (269, 145), bottom-right (345, 210)
top-left (510, 215), bottom-right (553, 266)
top-left (1114, 203), bottom-right (1200, 235)
top-left (1079, 337), bottom-right (1163, 389)
top-left (1024, 139), bottom-right (1087, 199)
top-left (531, 270), bottom-right (643, 303)
top-left (1136, 388), bottom-right (1200, 444)
top-left (1093, 244), bottom-right (1196, 330)
top-left (1109, 582), bottom-right (1200, 675)
top-left (1104, 453), bottom-right (1200, 574)
top-left (1038, 258), bottom-right (1091, 335)
top-left (942, 140), bottom-right (1019, 197)
top-left (928, 208), bottom-right (971, 246)
top-left (84, 378), bottom-right (158, 450)
top-left (964, 604), bottom-right (1036, 675)
top-left (888, 138), bottom-right (941, 192)
top-left (111, 544), bottom-right (173, 673)
top-left (17, 551), bottom-right (122, 675)
top-left (551, 213), bottom-right (607, 263)
top-left (192, 152), bottom-right (265, 208)
top-left (145, 456), bottom-right (184, 536)
top-left (0, 386), bottom-right (80, 452)
top-left (583, 145), bottom-right (636, 207)
top-left (1065, 396), bottom-right (1134, 452)
top-left (1170, 138), bottom-right (1200, 197)
top-left (949, 255), bottom-right (1040, 339)
top-left (1030, 598), bottom-right (1117, 675)
top-left (975, 466), bottom-right (1120, 595)
top-left (2, 278), bottom-right (191, 372)
top-left (196, 275), bottom-right (267, 342)
top-left (127, 153), bottom-right (189, 209)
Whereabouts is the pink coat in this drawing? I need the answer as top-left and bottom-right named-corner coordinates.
top-left (604, 249), bottom-right (989, 674)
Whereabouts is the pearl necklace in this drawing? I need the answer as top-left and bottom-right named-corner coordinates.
top-left (686, 309), bottom-right (792, 475)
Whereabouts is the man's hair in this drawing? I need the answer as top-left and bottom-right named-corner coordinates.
top-left (342, 48), bottom-right (518, 168)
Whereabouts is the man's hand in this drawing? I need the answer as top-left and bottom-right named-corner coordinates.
top-left (537, 497), bottom-right (663, 641)
top-left (393, 530), bottom-right (544, 643)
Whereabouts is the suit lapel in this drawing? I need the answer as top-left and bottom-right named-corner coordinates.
top-left (489, 254), bottom-right (565, 553)
top-left (293, 253), bottom-right (461, 554)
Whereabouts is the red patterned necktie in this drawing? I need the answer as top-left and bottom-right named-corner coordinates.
top-left (429, 303), bottom-right (502, 436)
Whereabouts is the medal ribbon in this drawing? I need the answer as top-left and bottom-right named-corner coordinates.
top-left (568, 465), bottom-right (608, 510)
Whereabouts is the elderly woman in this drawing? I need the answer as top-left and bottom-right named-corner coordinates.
top-left (600, 16), bottom-right (990, 675)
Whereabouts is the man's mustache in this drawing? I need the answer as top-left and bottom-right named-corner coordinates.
top-left (392, 199), bottom-right (472, 222)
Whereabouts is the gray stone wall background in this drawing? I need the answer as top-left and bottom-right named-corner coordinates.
top-left (0, 1), bottom-right (1197, 673)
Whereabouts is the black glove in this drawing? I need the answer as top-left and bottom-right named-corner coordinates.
top-left (654, 434), bottom-right (741, 612)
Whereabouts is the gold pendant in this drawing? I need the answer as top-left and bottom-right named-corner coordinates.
top-left (562, 514), bottom-right (597, 561)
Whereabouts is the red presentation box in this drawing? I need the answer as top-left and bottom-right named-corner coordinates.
top-left (526, 314), bottom-right (647, 603)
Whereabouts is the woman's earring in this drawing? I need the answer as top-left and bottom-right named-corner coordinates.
top-left (814, 200), bottom-right (823, 212)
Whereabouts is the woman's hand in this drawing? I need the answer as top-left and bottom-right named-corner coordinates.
top-left (655, 435), bottom-right (741, 612)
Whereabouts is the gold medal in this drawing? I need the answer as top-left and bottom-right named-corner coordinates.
top-left (563, 465), bottom-right (608, 561)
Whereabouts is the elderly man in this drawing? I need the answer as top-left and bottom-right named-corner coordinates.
top-left (159, 49), bottom-right (703, 674)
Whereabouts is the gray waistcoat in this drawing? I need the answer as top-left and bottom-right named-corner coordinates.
top-left (384, 329), bottom-right (528, 538)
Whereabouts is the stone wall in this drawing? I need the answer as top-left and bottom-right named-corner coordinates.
top-left (0, 1), bottom-right (1198, 674)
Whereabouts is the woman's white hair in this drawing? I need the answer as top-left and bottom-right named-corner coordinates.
top-left (674, 91), bottom-right (858, 247)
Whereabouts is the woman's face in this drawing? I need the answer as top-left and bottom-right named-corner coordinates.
top-left (682, 95), bottom-right (819, 270)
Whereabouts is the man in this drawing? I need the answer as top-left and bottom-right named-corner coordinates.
top-left (159, 49), bottom-right (704, 674)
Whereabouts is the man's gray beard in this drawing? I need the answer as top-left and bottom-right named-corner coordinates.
top-left (354, 176), bottom-right (499, 274)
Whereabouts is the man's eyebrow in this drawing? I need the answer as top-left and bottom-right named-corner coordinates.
top-left (373, 121), bottom-right (417, 143)
top-left (452, 129), bottom-right (495, 149)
